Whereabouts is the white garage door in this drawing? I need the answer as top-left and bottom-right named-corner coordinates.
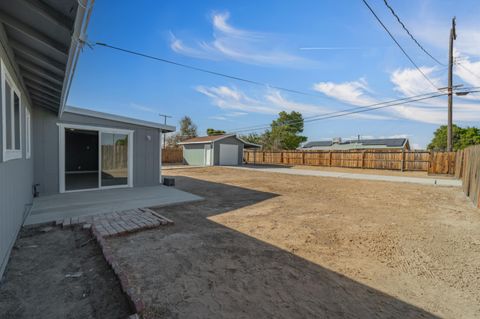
top-left (219, 144), bottom-right (239, 166)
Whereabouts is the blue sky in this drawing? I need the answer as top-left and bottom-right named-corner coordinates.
top-left (68, 0), bottom-right (480, 149)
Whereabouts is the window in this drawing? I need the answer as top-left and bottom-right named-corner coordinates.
top-left (25, 107), bottom-right (31, 159)
top-left (1, 60), bottom-right (22, 161)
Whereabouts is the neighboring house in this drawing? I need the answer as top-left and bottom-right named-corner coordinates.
top-left (301, 137), bottom-right (410, 151)
top-left (179, 134), bottom-right (260, 166)
top-left (0, 1), bottom-right (175, 278)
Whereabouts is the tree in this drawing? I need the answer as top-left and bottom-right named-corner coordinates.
top-left (206, 128), bottom-right (226, 136)
top-left (239, 132), bottom-right (264, 145)
top-left (264, 111), bottom-right (307, 150)
top-left (179, 116), bottom-right (197, 138)
top-left (165, 116), bottom-right (198, 148)
top-left (428, 125), bottom-right (480, 151)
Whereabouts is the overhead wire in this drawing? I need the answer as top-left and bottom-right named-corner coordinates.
top-left (383, 0), bottom-right (444, 65)
top-left (361, 0), bottom-right (439, 90)
top-left (231, 92), bottom-right (449, 134)
top-left (94, 42), bottom-right (333, 100)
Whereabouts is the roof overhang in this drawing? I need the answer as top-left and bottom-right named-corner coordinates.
top-left (178, 134), bottom-right (236, 145)
top-left (0, 0), bottom-right (94, 115)
top-left (64, 106), bottom-right (176, 132)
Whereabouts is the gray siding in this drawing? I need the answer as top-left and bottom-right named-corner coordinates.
top-left (33, 109), bottom-right (162, 196)
top-left (213, 136), bottom-right (244, 165)
top-left (183, 144), bottom-right (206, 166)
top-left (0, 25), bottom-right (34, 278)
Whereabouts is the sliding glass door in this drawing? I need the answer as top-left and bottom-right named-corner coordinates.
top-left (101, 133), bottom-right (129, 187)
top-left (61, 125), bottom-right (133, 192)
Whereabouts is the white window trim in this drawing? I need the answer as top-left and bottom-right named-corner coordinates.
top-left (1, 59), bottom-right (22, 161)
top-left (57, 123), bottom-right (134, 193)
top-left (25, 107), bottom-right (31, 159)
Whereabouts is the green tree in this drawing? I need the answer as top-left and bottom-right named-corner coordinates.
top-left (264, 111), bottom-right (307, 150)
top-left (206, 128), bottom-right (226, 136)
top-left (427, 125), bottom-right (480, 151)
top-left (239, 132), bottom-right (264, 145)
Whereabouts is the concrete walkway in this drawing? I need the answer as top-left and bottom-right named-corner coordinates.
top-left (25, 185), bottom-right (203, 226)
top-left (233, 166), bottom-right (462, 187)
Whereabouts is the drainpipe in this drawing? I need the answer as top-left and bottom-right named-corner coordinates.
top-left (58, 0), bottom-right (95, 117)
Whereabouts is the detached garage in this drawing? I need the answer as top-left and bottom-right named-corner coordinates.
top-left (179, 134), bottom-right (260, 166)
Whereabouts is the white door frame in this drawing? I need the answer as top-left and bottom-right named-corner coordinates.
top-left (204, 143), bottom-right (212, 166)
top-left (58, 123), bottom-right (134, 193)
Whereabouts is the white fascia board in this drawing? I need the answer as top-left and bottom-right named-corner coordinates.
top-left (64, 106), bottom-right (176, 132)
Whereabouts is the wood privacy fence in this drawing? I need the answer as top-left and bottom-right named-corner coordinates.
top-left (244, 150), bottom-right (456, 174)
top-left (101, 145), bottom-right (128, 170)
top-left (455, 145), bottom-right (480, 207)
top-left (162, 148), bottom-right (183, 163)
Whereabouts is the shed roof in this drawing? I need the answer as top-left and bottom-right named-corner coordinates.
top-left (179, 134), bottom-right (261, 148)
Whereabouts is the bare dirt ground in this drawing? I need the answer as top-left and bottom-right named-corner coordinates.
top-left (108, 167), bottom-right (480, 319)
top-left (0, 226), bottom-right (132, 319)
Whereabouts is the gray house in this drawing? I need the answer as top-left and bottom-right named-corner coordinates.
top-left (0, 1), bottom-right (174, 278)
top-left (179, 134), bottom-right (260, 166)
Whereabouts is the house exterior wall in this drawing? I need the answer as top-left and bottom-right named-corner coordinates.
top-left (0, 25), bottom-right (34, 278)
top-left (183, 144), bottom-right (206, 166)
top-left (213, 136), bottom-right (244, 165)
top-left (33, 108), bottom-right (162, 196)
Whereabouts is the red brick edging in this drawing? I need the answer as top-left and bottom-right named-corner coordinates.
top-left (91, 227), bottom-right (145, 317)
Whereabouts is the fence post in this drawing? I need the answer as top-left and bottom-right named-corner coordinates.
top-left (302, 152), bottom-right (305, 165)
top-left (329, 151), bottom-right (332, 166)
top-left (280, 151), bottom-right (283, 164)
top-left (262, 151), bottom-right (265, 163)
top-left (361, 151), bottom-right (365, 169)
top-left (401, 149), bottom-right (405, 172)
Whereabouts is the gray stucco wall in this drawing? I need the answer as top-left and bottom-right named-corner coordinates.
top-left (183, 144), bottom-right (206, 166)
top-left (0, 25), bottom-right (34, 278)
top-left (213, 136), bottom-right (244, 165)
top-left (33, 108), bottom-right (162, 196)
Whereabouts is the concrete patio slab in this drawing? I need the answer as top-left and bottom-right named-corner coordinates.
top-left (232, 166), bottom-right (462, 187)
top-left (24, 185), bottom-right (203, 226)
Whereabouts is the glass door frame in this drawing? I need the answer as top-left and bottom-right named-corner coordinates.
top-left (59, 123), bottom-right (134, 193)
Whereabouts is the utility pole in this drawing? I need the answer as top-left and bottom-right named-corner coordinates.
top-left (159, 114), bottom-right (172, 149)
top-left (447, 17), bottom-right (456, 152)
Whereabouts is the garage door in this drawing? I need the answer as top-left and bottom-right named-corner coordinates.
top-left (219, 144), bottom-right (239, 166)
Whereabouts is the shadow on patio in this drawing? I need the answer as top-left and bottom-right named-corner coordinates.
top-left (106, 175), bottom-right (438, 319)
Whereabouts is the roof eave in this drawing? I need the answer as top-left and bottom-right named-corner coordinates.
top-left (58, 0), bottom-right (95, 117)
top-left (64, 105), bottom-right (176, 131)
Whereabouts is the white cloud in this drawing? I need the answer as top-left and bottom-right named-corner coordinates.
top-left (310, 73), bottom-right (480, 125)
top-left (196, 85), bottom-right (390, 121)
top-left (312, 78), bottom-right (377, 106)
top-left (390, 67), bottom-right (443, 96)
top-left (170, 11), bottom-right (311, 67)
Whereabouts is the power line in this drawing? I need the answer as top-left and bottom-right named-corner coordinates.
top-left (94, 42), bottom-right (331, 100)
top-left (228, 90), bottom-right (446, 133)
top-left (231, 92), bottom-right (448, 134)
top-left (383, 0), bottom-right (444, 65)
top-left (455, 61), bottom-right (480, 82)
top-left (361, 0), bottom-right (439, 90)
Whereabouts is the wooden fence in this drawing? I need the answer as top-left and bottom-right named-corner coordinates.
top-left (102, 145), bottom-right (128, 170)
top-left (455, 145), bottom-right (480, 207)
top-left (244, 149), bottom-right (455, 174)
top-left (162, 148), bottom-right (183, 163)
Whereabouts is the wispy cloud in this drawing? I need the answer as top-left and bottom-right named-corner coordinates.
top-left (312, 78), bottom-right (377, 106)
top-left (311, 71), bottom-right (480, 125)
top-left (170, 11), bottom-right (312, 67)
top-left (196, 85), bottom-right (389, 121)
top-left (130, 103), bottom-right (158, 114)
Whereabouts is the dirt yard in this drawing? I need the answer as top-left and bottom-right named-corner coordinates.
top-left (107, 167), bottom-right (480, 319)
top-left (0, 226), bottom-right (132, 319)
